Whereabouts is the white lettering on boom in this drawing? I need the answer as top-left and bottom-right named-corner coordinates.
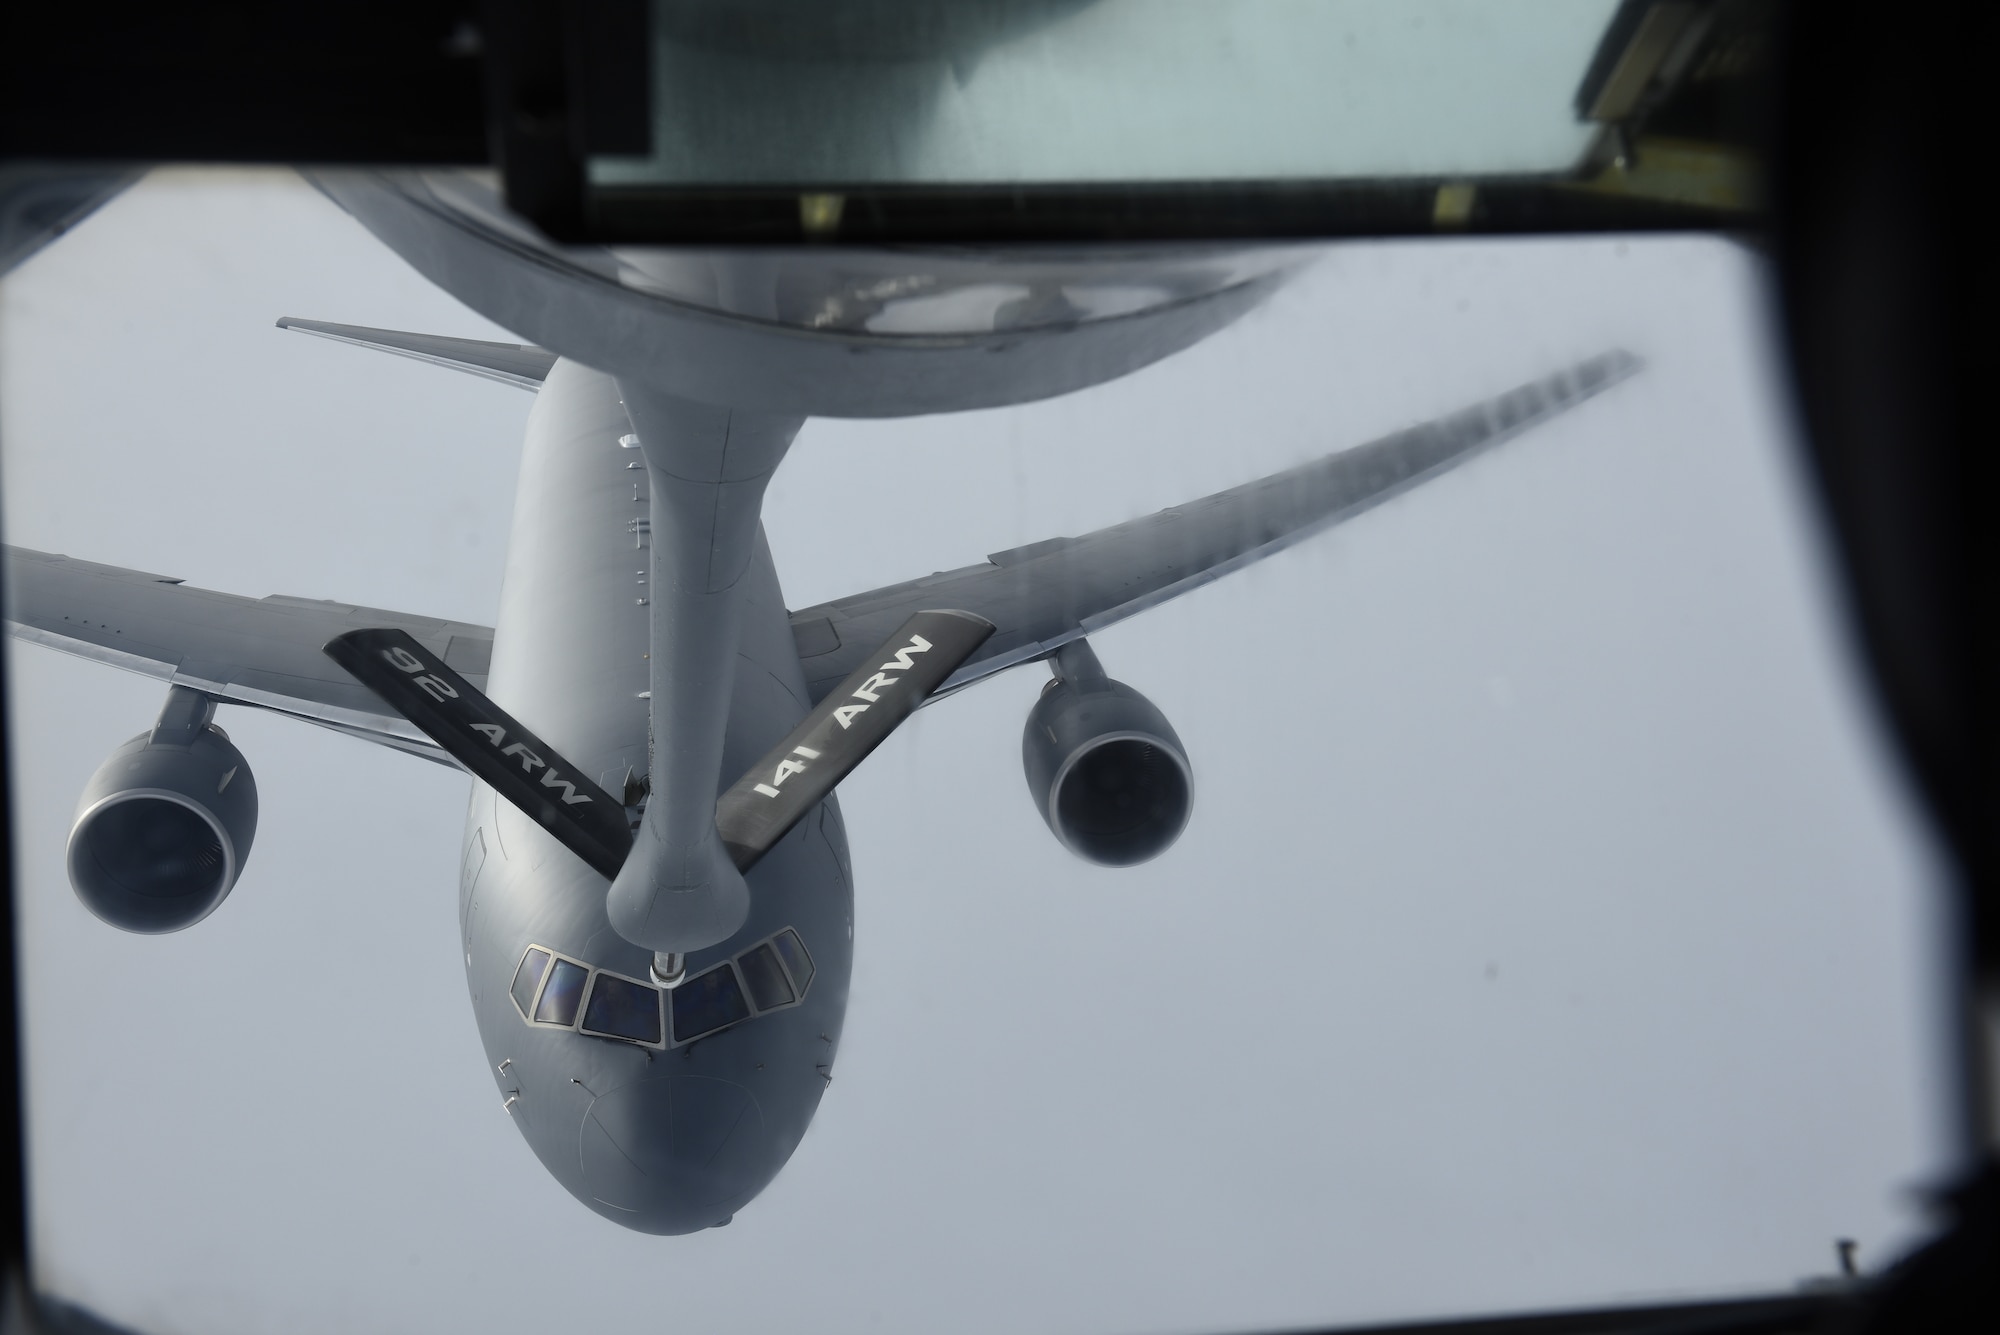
top-left (538, 768), bottom-right (590, 805)
top-left (830, 633), bottom-right (934, 730)
top-left (500, 742), bottom-right (546, 774)
top-left (851, 672), bottom-right (898, 703)
top-left (382, 653), bottom-right (594, 806)
top-left (879, 634), bottom-right (933, 672)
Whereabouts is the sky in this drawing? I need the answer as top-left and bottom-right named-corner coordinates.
top-left (0, 168), bottom-right (1959, 1335)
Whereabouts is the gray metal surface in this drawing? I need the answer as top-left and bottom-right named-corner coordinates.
top-left (275, 317), bottom-right (556, 390)
top-left (65, 687), bottom-right (260, 935)
top-left (792, 350), bottom-right (1643, 702)
top-left (2, 546), bottom-right (490, 764)
top-left (609, 386), bottom-right (804, 957)
top-left (462, 363), bottom-right (852, 1234)
top-left (5, 340), bottom-right (1641, 1236)
top-left (4, 352), bottom-right (1638, 770)
top-left (280, 168), bottom-right (1309, 975)
top-left (1022, 640), bottom-right (1193, 867)
top-left (307, 169), bottom-right (1303, 418)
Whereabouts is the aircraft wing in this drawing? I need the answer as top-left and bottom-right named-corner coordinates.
top-left (788, 351), bottom-right (1641, 705)
top-left (2, 546), bottom-right (492, 766)
top-left (7, 353), bottom-right (1639, 751)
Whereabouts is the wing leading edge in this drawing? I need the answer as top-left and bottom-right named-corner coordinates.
top-left (788, 351), bottom-right (1642, 703)
top-left (3, 546), bottom-right (491, 766)
top-left (7, 353), bottom-right (1639, 763)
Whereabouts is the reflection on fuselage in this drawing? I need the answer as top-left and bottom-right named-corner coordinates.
top-left (457, 360), bottom-right (854, 1234)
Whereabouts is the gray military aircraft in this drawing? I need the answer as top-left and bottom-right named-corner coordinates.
top-left (4, 170), bottom-right (1638, 1234)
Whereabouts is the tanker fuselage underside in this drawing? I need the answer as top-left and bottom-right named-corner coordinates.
top-left (460, 362), bottom-right (854, 1234)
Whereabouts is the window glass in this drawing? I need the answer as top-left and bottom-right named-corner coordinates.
top-left (533, 958), bottom-right (588, 1027)
top-left (509, 947), bottom-right (551, 1019)
top-left (738, 943), bottom-right (795, 1012)
top-left (582, 973), bottom-right (663, 1045)
top-left (772, 928), bottom-right (814, 994)
top-left (9, 171), bottom-right (1957, 1335)
top-left (670, 964), bottom-right (751, 1043)
top-left (597, 1), bottom-right (1618, 188)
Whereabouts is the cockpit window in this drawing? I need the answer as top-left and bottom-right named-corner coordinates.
top-left (534, 958), bottom-right (588, 1027)
top-left (510, 947), bottom-right (551, 1020)
top-left (510, 928), bottom-right (812, 1046)
top-left (581, 972), bottom-right (663, 1046)
top-left (772, 928), bottom-right (814, 994)
top-left (738, 943), bottom-right (795, 1012)
top-left (670, 964), bottom-right (751, 1043)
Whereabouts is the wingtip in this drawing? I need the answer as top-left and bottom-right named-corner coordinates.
top-left (1573, 348), bottom-right (1645, 393)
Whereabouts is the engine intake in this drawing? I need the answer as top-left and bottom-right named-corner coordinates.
top-left (1021, 642), bottom-right (1192, 867)
top-left (67, 687), bottom-right (258, 933)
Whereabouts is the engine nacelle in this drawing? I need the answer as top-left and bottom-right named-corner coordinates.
top-left (66, 688), bottom-right (258, 933)
top-left (1021, 644), bottom-right (1192, 867)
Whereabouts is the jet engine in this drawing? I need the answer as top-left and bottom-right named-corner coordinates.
top-left (1021, 641), bottom-right (1192, 866)
top-left (66, 686), bottom-right (258, 933)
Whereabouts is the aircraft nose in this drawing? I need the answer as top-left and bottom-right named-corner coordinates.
top-left (578, 1074), bottom-right (768, 1233)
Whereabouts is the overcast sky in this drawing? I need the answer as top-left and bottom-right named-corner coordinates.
top-left (1, 169), bottom-right (1957, 1335)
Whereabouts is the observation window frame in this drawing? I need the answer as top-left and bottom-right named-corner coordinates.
top-left (509, 945), bottom-right (559, 1024)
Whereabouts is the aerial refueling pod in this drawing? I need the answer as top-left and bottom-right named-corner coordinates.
top-left (67, 686), bottom-right (258, 933)
top-left (1021, 640), bottom-right (1192, 867)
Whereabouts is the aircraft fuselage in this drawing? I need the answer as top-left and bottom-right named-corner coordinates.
top-left (460, 359), bottom-right (852, 1234)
